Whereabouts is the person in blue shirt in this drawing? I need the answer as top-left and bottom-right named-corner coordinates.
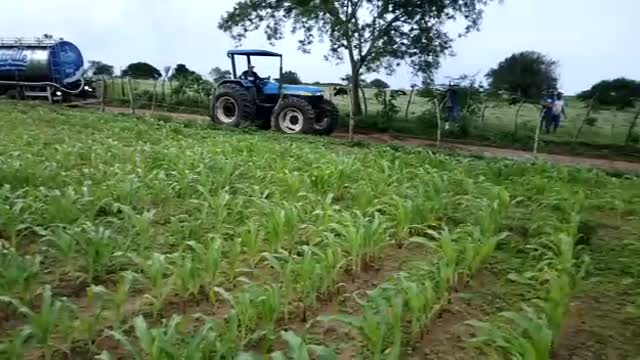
top-left (444, 85), bottom-right (460, 130)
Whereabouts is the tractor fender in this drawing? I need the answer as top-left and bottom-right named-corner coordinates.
top-left (217, 79), bottom-right (254, 88)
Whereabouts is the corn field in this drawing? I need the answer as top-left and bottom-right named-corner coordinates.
top-left (1, 102), bottom-right (639, 359)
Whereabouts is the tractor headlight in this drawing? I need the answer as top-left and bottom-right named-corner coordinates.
top-left (56, 91), bottom-right (62, 96)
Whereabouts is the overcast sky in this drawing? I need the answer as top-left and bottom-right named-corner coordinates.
top-left (1, 0), bottom-right (638, 94)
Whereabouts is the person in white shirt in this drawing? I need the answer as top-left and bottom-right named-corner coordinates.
top-left (547, 91), bottom-right (568, 134)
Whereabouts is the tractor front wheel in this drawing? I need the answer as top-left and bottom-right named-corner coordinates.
top-left (212, 84), bottom-right (255, 127)
top-left (313, 99), bottom-right (340, 135)
top-left (271, 97), bottom-right (315, 134)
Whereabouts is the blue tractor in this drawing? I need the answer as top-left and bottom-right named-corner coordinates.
top-left (211, 49), bottom-right (339, 135)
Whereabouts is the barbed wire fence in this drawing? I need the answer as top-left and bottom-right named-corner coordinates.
top-left (90, 77), bottom-right (639, 154)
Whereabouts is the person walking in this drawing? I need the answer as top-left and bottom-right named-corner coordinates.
top-left (444, 85), bottom-right (460, 130)
top-left (540, 90), bottom-right (555, 133)
top-left (547, 91), bottom-right (567, 134)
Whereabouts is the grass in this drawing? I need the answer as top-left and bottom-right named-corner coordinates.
top-left (1, 102), bottom-right (639, 359)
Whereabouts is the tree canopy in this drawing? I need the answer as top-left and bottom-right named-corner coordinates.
top-left (577, 78), bottom-right (640, 110)
top-left (486, 51), bottom-right (559, 100)
top-left (280, 70), bottom-right (302, 85)
top-left (369, 78), bottom-right (390, 89)
top-left (122, 62), bottom-right (162, 80)
top-left (87, 60), bottom-right (114, 77)
top-left (209, 67), bottom-right (232, 83)
top-left (219, 0), bottom-right (499, 118)
top-left (171, 64), bottom-right (199, 81)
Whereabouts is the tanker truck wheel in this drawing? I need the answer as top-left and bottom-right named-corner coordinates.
top-left (211, 84), bottom-right (255, 127)
top-left (313, 99), bottom-right (340, 136)
top-left (271, 97), bottom-right (315, 135)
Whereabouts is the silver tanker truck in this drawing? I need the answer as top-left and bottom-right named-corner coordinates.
top-left (0, 36), bottom-right (93, 102)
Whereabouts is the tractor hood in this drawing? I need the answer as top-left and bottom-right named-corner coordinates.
top-left (262, 82), bottom-right (325, 96)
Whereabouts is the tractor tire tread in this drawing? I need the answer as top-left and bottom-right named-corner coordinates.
top-left (313, 99), bottom-right (340, 135)
top-left (211, 84), bottom-right (255, 127)
top-left (271, 97), bottom-right (316, 134)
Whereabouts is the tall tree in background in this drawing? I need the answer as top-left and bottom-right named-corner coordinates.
top-left (280, 70), bottom-right (302, 84)
top-left (122, 62), bottom-right (162, 80)
top-left (170, 64), bottom-right (198, 81)
top-left (209, 67), bottom-right (232, 83)
top-left (87, 60), bottom-right (115, 77)
top-left (577, 78), bottom-right (640, 110)
top-left (486, 51), bottom-right (558, 100)
top-left (219, 0), bottom-right (499, 119)
top-left (369, 78), bottom-right (390, 89)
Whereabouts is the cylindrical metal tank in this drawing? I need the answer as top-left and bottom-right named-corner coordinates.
top-left (0, 38), bottom-right (84, 88)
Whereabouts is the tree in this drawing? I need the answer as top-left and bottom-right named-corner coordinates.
top-left (369, 78), bottom-right (390, 89)
top-left (486, 51), bottom-right (559, 100)
top-left (280, 70), bottom-right (302, 85)
top-left (170, 64), bottom-right (198, 81)
top-left (219, 0), bottom-right (499, 119)
top-left (577, 78), bottom-right (640, 110)
top-left (87, 60), bottom-right (114, 77)
top-left (209, 67), bottom-right (232, 83)
top-left (122, 62), bottom-right (162, 80)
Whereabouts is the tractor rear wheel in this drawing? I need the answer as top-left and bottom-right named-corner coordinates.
top-left (212, 84), bottom-right (255, 127)
top-left (313, 99), bottom-right (340, 135)
top-left (271, 97), bottom-right (315, 134)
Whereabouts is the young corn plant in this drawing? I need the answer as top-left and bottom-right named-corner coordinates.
top-left (319, 294), bottom-right (405, 360)
top-left (467, 304), bottom-right (553, 360)
top-left (0, 246), bottom-right (41, 302)
top-left (264, 204), bottom-right (299, 251)
top-left (74, 222), bottom-right (121, 283)
top-left (263, 251), bottom-right (297, 321)
top-left (239, 330), bottom-right (336, 360)
top-left (214, 286), bottom-right (260, 347)
top-left (333, 212), bottom-right (388, 277)
top-left (0, 186), bottom-right (35, 249)
top-left (132, 253), bottom-right (174, 317)
top-left (106, 315), bottom-right (217, 360)
top-left (0, 328), bottom-right (31, 360)
top-left (0, 285), bottom-right (76, 360)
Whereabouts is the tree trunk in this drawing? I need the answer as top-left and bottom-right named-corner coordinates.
top-left (405, 88), bottom-right (416, 121)
top-left (348, 55), bottom-right (363, 118)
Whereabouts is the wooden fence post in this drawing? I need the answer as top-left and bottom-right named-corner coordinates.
top-left (433, 98), bottom-right (442, 147)
top-left (126, 77), bottom-right (135, 114)
top-left (100, 76), bottom-right (106, 112)
top-left (151, 80), bottom-right (158, 115)
top-left (533, 113), bottom-right (543, 155)
top-left (348, 88), bottom-right (354, 142)
top-left (405, 87), bottom-right (415, 122)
